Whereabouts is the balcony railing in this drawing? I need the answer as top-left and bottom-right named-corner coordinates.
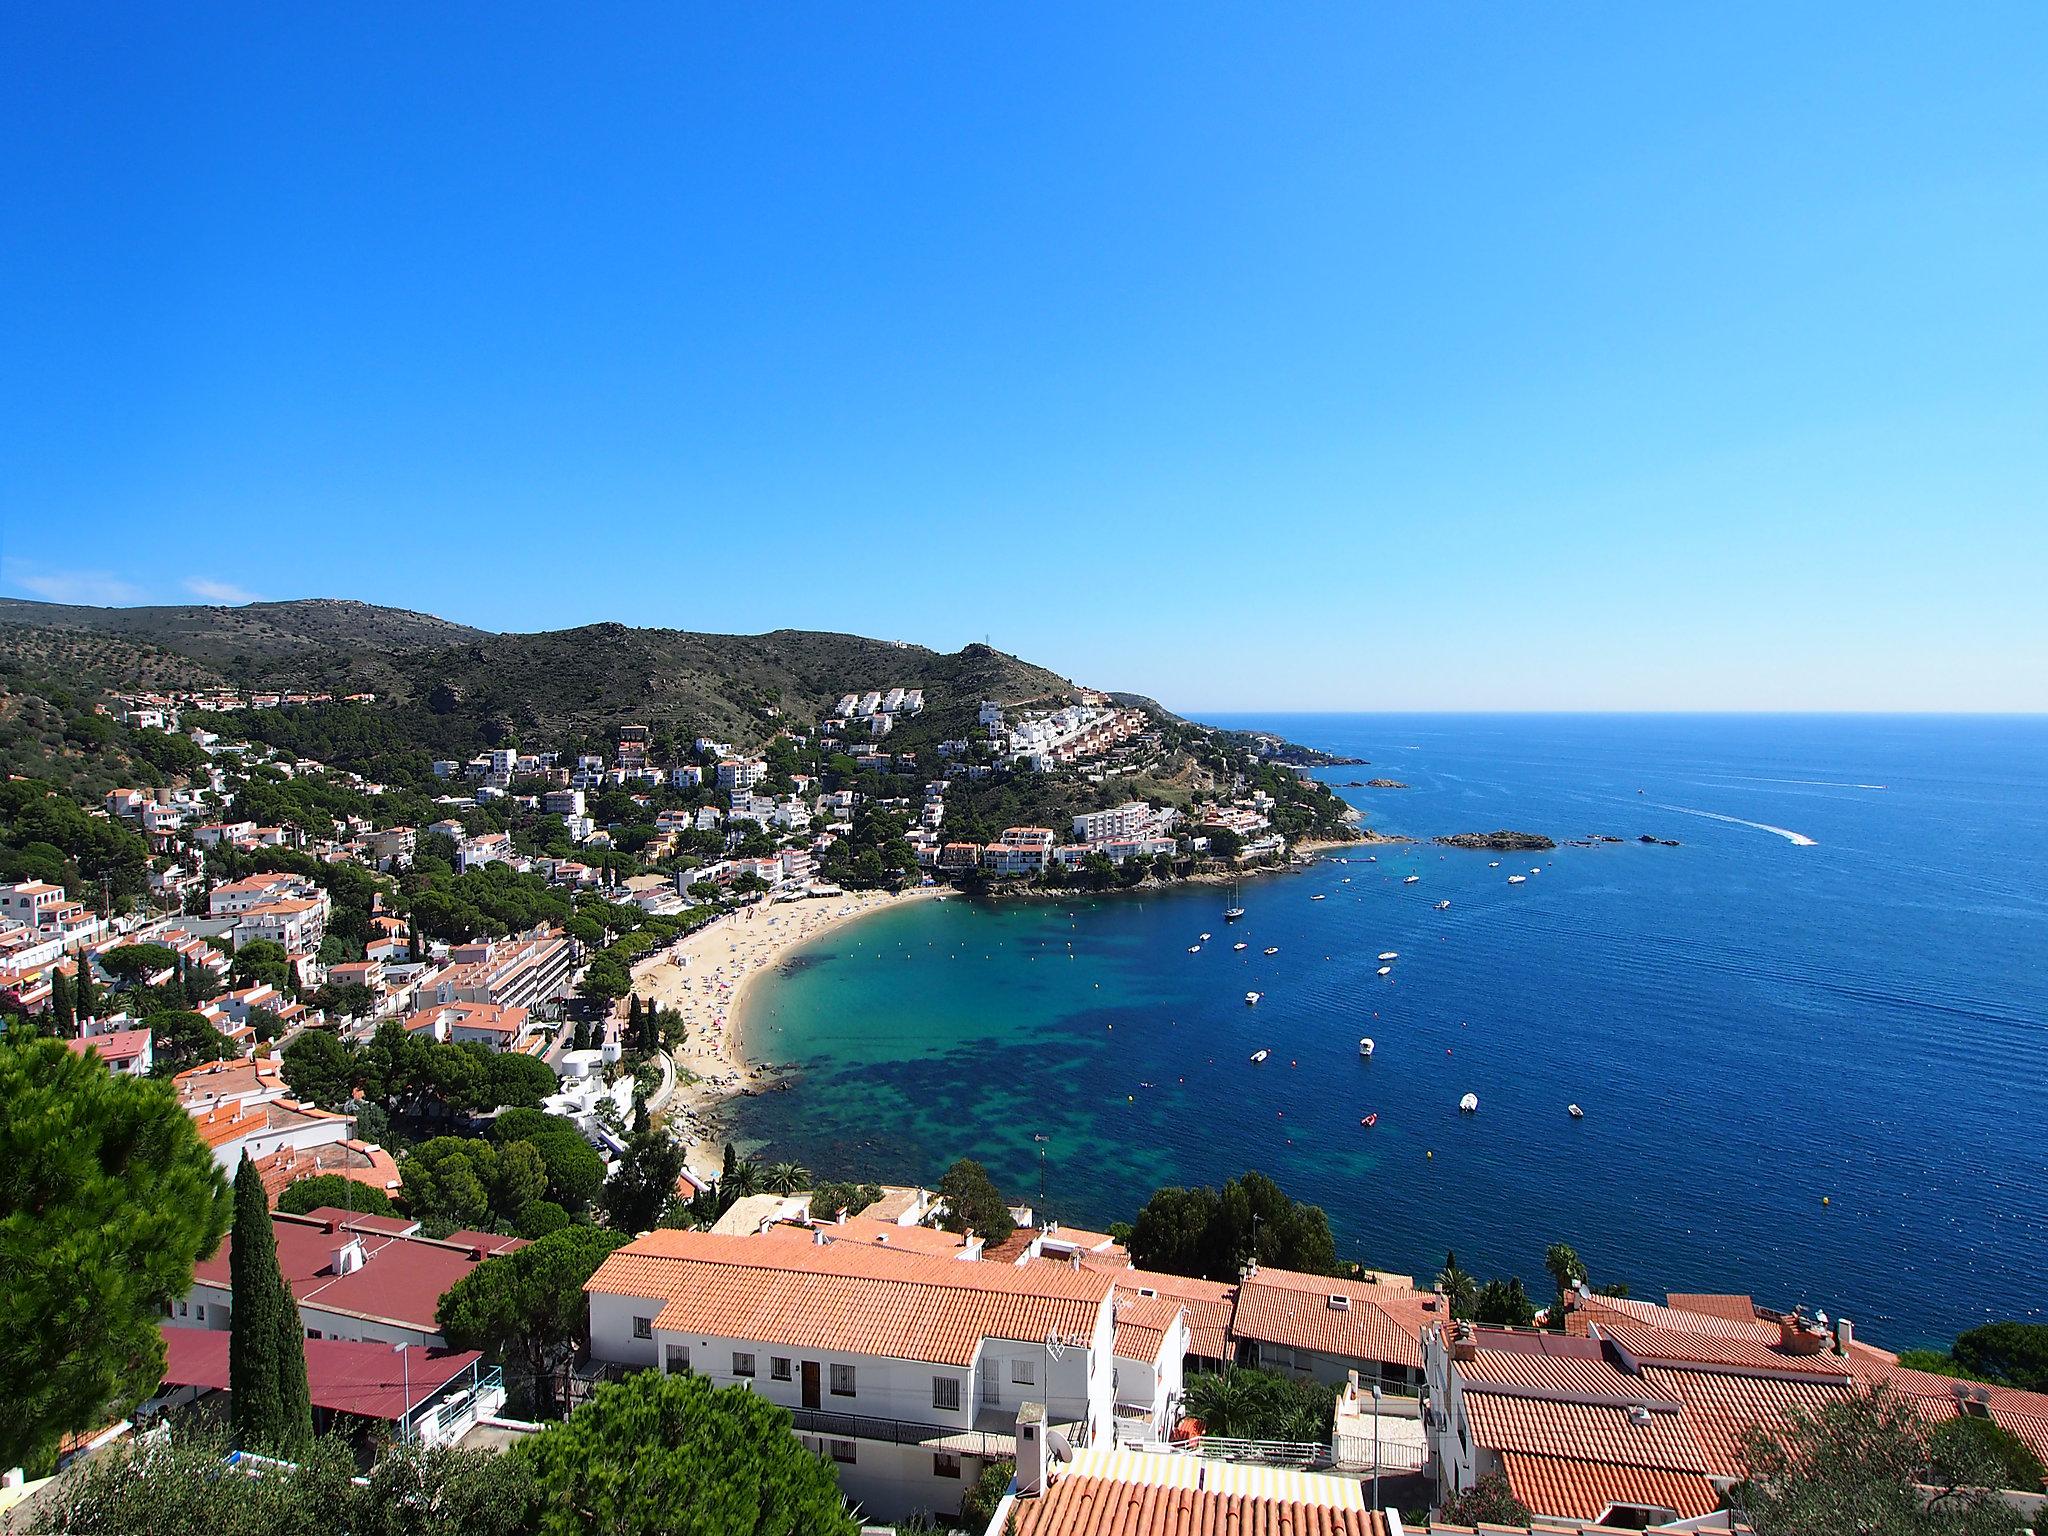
top-left (786, 1406), bottom-right (1015, 1461)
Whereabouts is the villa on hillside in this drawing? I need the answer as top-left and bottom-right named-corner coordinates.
top-left (583, 1228), bottom-right (1189, 1523)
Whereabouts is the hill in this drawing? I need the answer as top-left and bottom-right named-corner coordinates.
top-left (0, 598), bottom-right (1087, 767)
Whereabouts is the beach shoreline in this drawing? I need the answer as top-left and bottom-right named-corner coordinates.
top-left (629, 886), bottom-right (941, 1171)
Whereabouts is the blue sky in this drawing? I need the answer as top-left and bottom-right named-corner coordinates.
top-left (5, 6), bottom-right (2045, 711)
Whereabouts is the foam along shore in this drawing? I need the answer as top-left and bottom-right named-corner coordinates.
top-left (629, 887), bottom-right (940, 1168)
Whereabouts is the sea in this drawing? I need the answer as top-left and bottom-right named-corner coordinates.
top-left (728, 714), bottom-right (2048, 1346)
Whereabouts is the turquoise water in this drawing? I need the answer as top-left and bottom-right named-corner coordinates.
top-left (730, 714), bottom-right (2048, 1344)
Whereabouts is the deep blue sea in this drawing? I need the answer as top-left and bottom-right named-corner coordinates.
top-left (730, 715), bottom-right (2048, 1346)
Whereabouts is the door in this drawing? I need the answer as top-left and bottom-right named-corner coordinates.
top-left (801, 1361), bottom-right (821, 1410)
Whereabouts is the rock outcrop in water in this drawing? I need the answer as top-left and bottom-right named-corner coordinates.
top-left (1364, 779), bottom-right (1410, 789)
top-left (1435, 830), bottom-right (1557, 851)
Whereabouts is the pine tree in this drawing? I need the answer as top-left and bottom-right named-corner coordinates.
top-left (228, 1156), bottom-right (313, 1455)
top-left (50, 969), bottom-right (75, 1035)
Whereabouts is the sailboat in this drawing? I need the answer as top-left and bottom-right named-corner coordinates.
top-left (1223, 879), bottom-right (1245, 923)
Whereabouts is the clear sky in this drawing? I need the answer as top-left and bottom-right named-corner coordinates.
top-left (5, 6), bottom-right (2045, 712)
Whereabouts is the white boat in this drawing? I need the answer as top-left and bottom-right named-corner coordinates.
top-left (1530, 867), bottom-right (1542, 874)
top-left (1568, 1103), bottom-right (1584, 1119)
top-left (1376, 966), bottom-right (1391, 976)
top-left (1404, 874), bottom-right (1421, 884)
top-left (1244, 991), bottom-right (1262, 1005)
top-left (1342, 877), bottom-right (1352, 883)
top-left (1459, 1092), bottom-right (1479, 1113)
top-left (1359, 1037), bottom-right (1375, 1057)
top-left (1199, 932), bottom-right (1212, 941)
top-left (1366, 855), bottom-right (1376, 862)
top-left (1263, 946), bottom-right (1279, 955)
top-left (1507, 874), bottom-right (1527, 885)
top-left (1311, 894), bottom-right (1326, 901)
top-left (1223, 907), bottom-right (1245, 921)
top-left (1233, 941), bottom-right (1248, 951)
top-left (1187, 944), bottom-right (1202, 953)
top-left (1435, 900), bottom-right (1451, 911)
top-left (1378, 951), bottom-right (1399, 961)
top-left (1488, 860), bottom-right (1500, 868)
top-left (1250, 1049), bottom-right (1270, 1063)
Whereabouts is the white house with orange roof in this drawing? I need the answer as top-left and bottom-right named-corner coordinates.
top-left (1230, 1263), bottom-right (1436, 1393)
top-left (64, 1027), bottom-right (154, 1077)
top-left (401, 999), bottom-right (533, 1053)
top-left (583, 1229), bottom-right (1179, 1523)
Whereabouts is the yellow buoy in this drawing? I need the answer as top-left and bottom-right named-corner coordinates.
top-left (1822, 1196), bottom-right (1831, 1206)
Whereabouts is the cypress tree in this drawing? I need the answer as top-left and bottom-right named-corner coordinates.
top-left (73, 965), bottom-right (97, 1024)
top-left (228, 1155), bottom-right (313, 1455)
top-left (50, 969), bottom-right (75, 1035)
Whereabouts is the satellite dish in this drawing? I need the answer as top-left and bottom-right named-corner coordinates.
top-left (1048, 1430), bottom-right (1075, 1462)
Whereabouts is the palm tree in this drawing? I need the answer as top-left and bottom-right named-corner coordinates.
top-left (764, 1161), bottom-right (810, 1195)
top-left (725, 1158), bottom-right (764, 1199)
top-left (1544, 1242), bottom-right (1587, 1301)
top-left (1436, 1250), bottom-right (1477, 1321)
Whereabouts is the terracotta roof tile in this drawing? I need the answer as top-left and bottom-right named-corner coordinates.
top-left (586, 1229), bottom-right (1111, 1368)
top-left (1594, 1319), bottom-right (1857, 1379)
top-left (1462, 1392), bottom-right (1710, 1473)
top-left (1662, 1293), bottom-right (1760, 1325)
top-left (1231, 1268), bottom-right (1428, 1370)
top-left (1636, 1365), bottom-right (1917, 1479)
top-left (1007, 1447), bottom-right (1384, 1536)
top-left (1496, 1452), bottom-right (1720, 1523)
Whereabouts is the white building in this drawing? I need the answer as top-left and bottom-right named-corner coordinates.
top-left (584, 1229), bottom-right (1184, 1524)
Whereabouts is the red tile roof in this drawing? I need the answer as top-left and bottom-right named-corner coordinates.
top-left (159, 1327), bottom-right (481, 1422)
top-left (1005, 1449), bottom-right (1386, 1536)
top-left (192, 1210), bottom-right (524, 1333)
top-left (586, 1228), bottom-right (1110, 1368)
top-left (63, 1028), bottom-right (150, 1063)
top-left (1462, 1392), bottom-right (1710, 1473)
top-left (1496, 1452), bottom-right (1720, 1523)
top-left (1594, 1319), bottom-right (1857, 1380)
top-left (1662, 1293), bottom-right (1760, 1325)
top-left (1084, 1264), bottom-right (1238, 1363)
top-left (1636, 1365), bottom-right (1914, 1480)
top-left (1231, 1267), bottom-right (1429, 1370)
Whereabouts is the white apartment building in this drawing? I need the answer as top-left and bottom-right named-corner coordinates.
top-left (584, 1230), bottom-right (1183, 1524)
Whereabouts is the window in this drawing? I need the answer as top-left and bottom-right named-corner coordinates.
top-left (177, 1301), bottom-right (189, 1318)
top-left (828, 1439), bottom-right (856, 1465)
top-left (933, 1376), bottom-right (961, 1412)
top-left (771, 1357), bottom-right (792, 1381)
top-left (733, 1352), bottom-right (756, 1378)
top-left (632, 1316), bottom-right (653, 1341)
top-left (934, 1452), bottom-right (962, 1479)
top-left (1011, 1359), bottom-right (1037, 1385)
top-left (194, 1305), bottom-right (206, 1321)
top-left (664, 1344), bottom-right (690, 1374)
top-left (830, 1363), bottom-right (856, 1397)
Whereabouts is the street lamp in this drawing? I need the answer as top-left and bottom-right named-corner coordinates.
top-left (394, 1341), bottom-right (413, 1445)
top-left (1370, 1382), bottom-right (1383, 1512)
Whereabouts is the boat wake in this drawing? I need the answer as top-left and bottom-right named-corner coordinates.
top-left (1726, 776), bottom-right (1888, 791)
top-left (1648, 803), bottom-right (1817, 846)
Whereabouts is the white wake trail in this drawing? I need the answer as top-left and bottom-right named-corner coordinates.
top-left (1731, 776), bottom-right (1887, 790)
top-left (1647, 803), bottom-right (1818, 846)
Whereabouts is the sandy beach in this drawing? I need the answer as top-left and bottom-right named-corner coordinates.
top-left (629, 886), bottom-right (940, 1170)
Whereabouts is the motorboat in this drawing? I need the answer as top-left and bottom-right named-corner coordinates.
top-left (1263, 946), bottom-right (1279, 955)
top-left (1311, 893), bottom-right (1326, 901)
top-left (1200, 932), bottom-right (1212, 941)
top-left (1359, 1037), bottom-right (1374, 1057)
top-left (1360, 1112), bottom-right (1378, 1127)
top-left (1435, 900), bottom-right (1451, 910)
top-left (1459, 1092), bottom-right (1479, 1113)
top-left (1250, 1049), bottom-right (1270, 1063)
top-left (1404, 874), bottom-right (1421, 884)
top-left (1244, 991), bottom-right (1262, 1005)
top-left (1378, 952), bottom-right (1399, 961)
top-left (1233, 941), bottom-right (1248, 951)
top-left (1187, 944), bottom-right (1202, 953)
top-left (1488, 860), bottom-right (1501, 868)
top-left (1568, 1103), bottom-right (1584, 1119)
top-left (1366, 856), bottom-right (1376, 862)
top-left (1507, 874), bottom-right (1527, 885)
top-left (1376, 966), bottom-right (1392, 976)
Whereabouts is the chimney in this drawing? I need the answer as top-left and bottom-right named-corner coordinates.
top-left (1015, 1401), bottom-right (1049, 1497)
top-left (1068, 1249), bottom-right (1081, 1272)
top-left (1450, 1320), bottom-right (1479, 1363)
top-left (330, 1236), bottom-right (367, 1275)
top-left (813, 1225), bottom-right (830, 1246)
top-left (1834, 1316), bottom-right (1854, 1354)
top-left (1778, 1313), bottom-right (1827, 1355)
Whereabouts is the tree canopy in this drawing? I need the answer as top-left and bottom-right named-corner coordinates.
top-left (1184, 1366), bottom-right (1335, 1442)
top-left (490, 1108), bottom-right (606, 1214)
top-left (1126, 1170), bottom-right (1336, 1281)
top-left (438, 1225), bottom-right (628, 1417)
top-left (0, 1032), bottom-right (231, 1470)
top-left (602, 1129), bottom-right (686, 1234)
top-left (228, 1155), bottom-right (313, 1455)
top-left (935, 1157), bottom-right (1015, 1245)
top-left (1732, 1385), bottom-right (2030, 1535)
top-left (512, 1368), bottom-right (860, 1536)
top-left (275, 1172), bottom-right (395, 1217)
top-left (400, 1136), bottom-right (548, 1235)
